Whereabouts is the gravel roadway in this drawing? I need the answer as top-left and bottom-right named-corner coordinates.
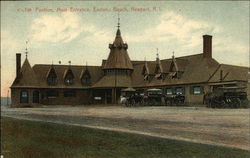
top-left (2, 105), bottom-right (250, 150)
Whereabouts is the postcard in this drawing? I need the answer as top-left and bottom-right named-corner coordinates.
top-left (1, 1), bottom-right (249, 157)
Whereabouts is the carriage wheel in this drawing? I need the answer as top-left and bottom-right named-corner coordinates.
top-left (207, 100), bottom-right (212, 108)
top-left (210, 100), bottom-right (217, 108)
top-left (166, 100), bottom-right (171, 106)
top-left (233, 98), bottom-right (241, 108)
top-left (125, 100), bottom-right (129, 107)
top-left (241, 99), bottom-right (250, 108)
top-left (139, 99), bottom-right (144, 106)
top-left (220, 100), bottom-right (228, 108)
top-left (131, 99), bottom-right (136, 107)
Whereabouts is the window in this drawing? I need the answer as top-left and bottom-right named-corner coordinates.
top-left (46, 90), bottom-right (59, 98)
top-left (82, 76), bottom-right (91, 85)
top-left (47, 68), bottom-right (57, 85)
top-left (33, 91), bottom-right (39, 103)
top-left (64, 69), bottom-right (74, 85)
top-left (65, 77), bottom-right (73, 85)
top-left (47, 77), bottom-right (57, 85)
top-left (191, 86), bottom-right (203, 95)
top-left (81, 69), bottom-right (91, 85)
top-left (166, 88), bottom-right (173, 95)
top-left (64, 90), bottom-right (76, 97)
top-left (20, 91), bottom-right (29, 103)
top-left (176, 87), bottom-right (184, 95)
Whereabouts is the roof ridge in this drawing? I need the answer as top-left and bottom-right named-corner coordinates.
top-left (33, 64), bottom-right (101, 67)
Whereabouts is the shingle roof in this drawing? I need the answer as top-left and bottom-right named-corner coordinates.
top-left (208, 64), bottom-right (248, 83)
top-left (103, 29), bottom-right (133, 70)
top-left (92, 75), bottom-right (132, 88)
top-left (131, 54), bottom-right (221, 87)
top-left (11, 53), bottom-right (247, 89)
top-left (11, 63), bottom-right (103, 88)
top-left (11, 58), bottom-right (39, 88)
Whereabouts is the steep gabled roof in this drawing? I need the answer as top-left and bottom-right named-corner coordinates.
top-left (103, 28), bottom-right (133, 70)
top-left (142, 61), bottom-right (149, 75)
top-left (32, 64), bottom-right (103, 88)
top-left (131, 54), bottom-right (221, 87)
top-left (208, 64), bottom-right (248, 83)
top-left (169, 57), bottom-right (178, 72)
top-left (155, 57), bottom-right (163, 74)
top-left (63, 68), bottom-right (74, 79)
top-left (80, 67), bottom-right (91, 79)
top-left (46, 66), bottom-right (57, 78)
top-left (11, 58), bottom-right (39, 88)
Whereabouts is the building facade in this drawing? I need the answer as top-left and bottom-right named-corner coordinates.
top-left (10, 26), bottom-right (249, 107)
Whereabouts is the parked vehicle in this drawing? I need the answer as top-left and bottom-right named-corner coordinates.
top-left (122, 87), bottom-right (186, 106)
top-left (205, 86), bottom-right (249, 108)
top-left (143, 89), bottom-right (165, 106)
top-left (121, 87), bottom-right (143, 107)
top-left (165, 94), bottom-right (185, 105)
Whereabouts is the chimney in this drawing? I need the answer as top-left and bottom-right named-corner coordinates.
top-left (203, 35), bottom-right (212, 58)
top-left (16, 53), bottom-right (21, 77)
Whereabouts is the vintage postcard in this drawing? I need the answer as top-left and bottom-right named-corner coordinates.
top-left (1, 1), bottom-right (249, 158)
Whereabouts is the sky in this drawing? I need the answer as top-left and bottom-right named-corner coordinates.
top-left (1, 1), bottom-right (249, 97)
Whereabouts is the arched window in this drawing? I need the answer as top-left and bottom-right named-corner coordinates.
top-left (47, 67), bottom-right (57, 85)
top-left (64, 69), bottom-right (74, 85)
top-left (33, 91), bottom-right (39, 103)
top-left (82, 76), bottom-right (91, 85)
top-left (20, 90), bottom-right (29, 103)
top-left (81, 68), bottom-right (91, 86)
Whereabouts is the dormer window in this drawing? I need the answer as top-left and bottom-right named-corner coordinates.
top-left (142, 61), bottom-right (150, 81)
top-left (155, 65), bottom-right (162, 74)
top-left (82, 75), bottom-right (91, 85)
top-left (155, 53), bottom-right (163, 80)
top-left (65, 77), bottom-right (73, 85)
top-left (169, 55), bottom-right (180, 79)
top-left (80, 68), bottom-right (91, 86)
top-left (47, 67), bottom-right (57, 86)
top-left (64, 69), bottom-right (74, 85)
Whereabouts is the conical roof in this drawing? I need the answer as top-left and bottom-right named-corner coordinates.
top-left (11, 58), bottom-right (39, 87)
top-left (103, 29), bottom-right (133, 70)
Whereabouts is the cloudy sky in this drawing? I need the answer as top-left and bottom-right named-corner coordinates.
top-left (1, 1), bottom-right (249, 97)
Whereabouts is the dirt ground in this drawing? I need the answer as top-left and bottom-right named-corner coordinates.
top-left (2, 105), bottom-right (250, 150)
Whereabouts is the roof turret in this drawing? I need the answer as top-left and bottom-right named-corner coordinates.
top-left (103, 17), bottom-right (133, 70)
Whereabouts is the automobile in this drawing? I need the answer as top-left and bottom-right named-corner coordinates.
top-left (205, 86), bottom-right (249, 108)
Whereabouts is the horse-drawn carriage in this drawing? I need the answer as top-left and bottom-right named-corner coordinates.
top-left (165, 94), bottom-right (185, 105)
top-left (204, 86), bottom-right (249, 108)
top-left (143, 89), bottom-right (165, 106)
top-left (121, 87), bottom-right (143, 106)
top-left (121, 87), bottom-right (186, 107)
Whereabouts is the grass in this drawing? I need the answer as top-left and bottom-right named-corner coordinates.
top-left (1, 117), bottom-right (249, 158)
